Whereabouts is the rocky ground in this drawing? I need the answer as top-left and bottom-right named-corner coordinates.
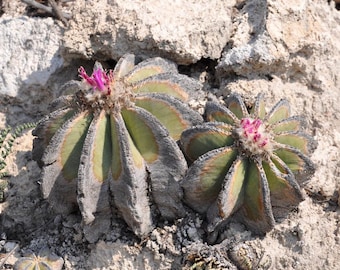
top-left (0, 0), bottom-right (339, 269)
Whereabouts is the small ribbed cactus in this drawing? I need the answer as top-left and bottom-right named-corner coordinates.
top-left (1, 123), bottom-right (36, 179)
top-left (180, 93), bottom-right (315, 236)
top-left (32, 54), bottom-right (202, 242)
top-left (14, 248), bottom-right (64, 270)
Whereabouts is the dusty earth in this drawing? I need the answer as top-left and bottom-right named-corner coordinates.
top-left (0, 0), bottom-right (339, 269)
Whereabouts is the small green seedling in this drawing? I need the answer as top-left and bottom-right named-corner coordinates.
top-left (0, 123), bottom-right (36, 179)
top-left (0, 123), bottom-right (36, 203)
top-left (180, 93), bottom-right (315, 236)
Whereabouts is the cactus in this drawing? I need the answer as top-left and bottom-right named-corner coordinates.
top-left (0, 123), bottom-right (36, 204)
top-left (180, 93), bottom-right (315, 236)
top-left (32, 54), bottom-right (202, 242)
top-left (0, 123), bottom-right (36, 179)
top-left (14, 248), bottom-right (64, 270)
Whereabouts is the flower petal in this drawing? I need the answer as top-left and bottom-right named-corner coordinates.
top-left (239, 160), bottom-right (275, 234)
top-left (135, 93), bottom-right (202, 140)
top-left (181, 147), bottom-right (238, 214)
top-left (180, 123), bottom-right (234, 161)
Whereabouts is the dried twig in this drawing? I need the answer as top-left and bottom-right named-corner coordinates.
top-left (48, 0), bottom-right (68, 26)
top-left (20, 0), bottom-right (71, 25)
top-left (0, 241), bottom-right (19, 268)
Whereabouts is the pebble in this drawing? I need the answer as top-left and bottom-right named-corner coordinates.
top-left (4, 241), bottom-right (18, 252)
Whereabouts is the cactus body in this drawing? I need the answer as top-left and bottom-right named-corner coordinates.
top-left (180, 93), bottom-right (315, 235)
top-left (33, 54), bottom-right (202, 242)
top-left (14, 248), bottom-right (64, 270)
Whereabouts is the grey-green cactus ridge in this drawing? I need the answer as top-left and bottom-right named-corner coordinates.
top-left (32, 54), bottom-right (203, 242)
top-left (180, 93), bottom-right (315, 237)
top-left (14, 248), bottom-right (64, 270)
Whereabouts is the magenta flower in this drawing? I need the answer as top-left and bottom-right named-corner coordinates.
top-left (32, 54), bottom-right (203, 242)
top-left (78, 65), bottom-right (111, 94)
top-left (236, 117), bottom-right (271, 155)
top-left (180, 93), bottom-right (315, 239)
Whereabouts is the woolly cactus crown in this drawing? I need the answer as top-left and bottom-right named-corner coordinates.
top-left (32, 54), bottom-right (203, 242)
top-left (180, 93), bottom-right (315, 238)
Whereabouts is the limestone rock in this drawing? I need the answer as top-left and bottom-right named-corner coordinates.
top-left (0, 16), bottom-right (63, 98)
top-left (218, 0), bottom-right (340, 92)
top-left (62, 0), bottom-right (235, 64)
top-left (87, 239), bottom-right (178, 270)
top-left (0, 0), bottom-right (340, 269)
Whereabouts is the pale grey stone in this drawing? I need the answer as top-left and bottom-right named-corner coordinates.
top-left (0, 16), bottom-right (63, 98)
top-left (217, 0), bottom-right (340, 93)
top-left (62, 0), bottom-right (235, 64)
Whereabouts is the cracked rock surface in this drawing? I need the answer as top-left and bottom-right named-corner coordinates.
top-left (0, 0), bottom-right (339, 269)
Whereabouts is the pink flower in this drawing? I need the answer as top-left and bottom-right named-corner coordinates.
top-left (240, 118), bottom-right (266, 144)
top-left (238, 118), bottom-right (271, 154)
top-left (78, 65), bottom-right (111, 94)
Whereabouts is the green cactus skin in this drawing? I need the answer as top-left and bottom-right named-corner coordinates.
top-left (180, 93), bottom-right (315, 237)
top-left (32, 54), bottom-right (202, 242)
top-left (14, 248), bottom-right (64, 270)
top-left (1, 123), bottom-right (36, 179)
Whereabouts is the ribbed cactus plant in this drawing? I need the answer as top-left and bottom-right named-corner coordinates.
top-left (180, 93), bottom-right (315, 236)
top-left (1, 123), bottom-right (36, 179)
top-left (14, 249), bottom-right (64, 270)
top-left (32, 54), bottom-right (202, 242)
